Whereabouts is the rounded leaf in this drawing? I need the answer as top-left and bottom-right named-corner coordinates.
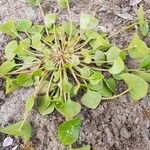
top-left (5, 40), bottom-right (18, 60)
top-left (0, 60), bottom-right (16, 74)
top-left (44, 14), bottom-right (57, 28)
top-left (57, 117), bottom-right (81, 145)
top-left (128, 33), bottom-right (149, 59)
top-left (109, 56), bottom-right (124, 74)
top-left (17, 19), bottom-right (32, 32)
top-left (56, 100), bottom-right (81, 119)
top-left (57, 0), bottom-right (69, 9)
top-left (81, 90), bottom-right (101, 109)
top-left (120, 73), bottom-right (149, 101)
top-left (140, 55), bottom-right (150, 69)
top-left (80, 14), bottom-right (99, 30)
top-left (89, 72), bottom-right (104, 85)
top-left (28, 25), bottom-right (44, 35)
top-left (25, 95), bottom-right (34, 113)
top-left (0, 121), bottom-right (31, 143)
top-left (28, 0), bottom-right (41, 6)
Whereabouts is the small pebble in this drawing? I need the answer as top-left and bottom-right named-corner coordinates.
top-left (129, 0), bottom-right (142, 6)
top-left (3, 137), bottom-right (13, 147)
top-left (120, 127), bottom-right (131, 139)
top-left (12, 145), bottom-right (19, 150)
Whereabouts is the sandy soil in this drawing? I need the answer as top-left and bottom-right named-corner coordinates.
top-left (0, 0), bottom-right (150, 150)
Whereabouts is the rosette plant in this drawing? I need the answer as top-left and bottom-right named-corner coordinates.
top-left (0, 0), bottom-right (149, 149)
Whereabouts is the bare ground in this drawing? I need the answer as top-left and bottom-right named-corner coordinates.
top-left (0, 0), bottom-right (150, 150)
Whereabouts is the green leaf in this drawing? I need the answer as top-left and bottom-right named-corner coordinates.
top-left (91, 35), bottom-right (111, 49)
top-left (6, 78), bottom-right (18, 94)
top-left (32, 33), bottom-right (43, 49)
top-left (53, 71), bottom-right (60, 82)
top-left (104, 78), bottom-right (116, 93)
top-left (16, 19), bottom-right (32, 32)
top-left (88, 81), bottom-right (103, 91)
top-left (137, 5), bottom-right (149, 36)
top-left (40, 103), bottom-right (54, 116)
top-left (72, 145), bottom-right (91, 150)
top-left (140, 21), bottom-right (149, 36)
top-left (33, 69), bottom-right (44, 77)
top-left (71, 55), bottom-right (80, 66)
top-left (133, 71), bottom-right (150, 83)
top-left (74, 84), bottom-right (81, 95)
top-left (93, 51), bottom-right (106, 66)
top-left (15, 38), bottom-right (30, 58)
top-left (28, 0), bottom-right (41, 6)
top-left (57, 0), bottom-right (69, 9)
top-left (20, 38), bottom-right (31, 49)
top-left (5, 40), bottom-right (18, 60)
top-left (28, 25), bottom-right (44, 35)
top-left (109, 56), bottom-right (124, 74)
top-left (38, 96), bottom-right (54, 115)
top-left (83, 53), bottom-right (92, 64)
top-left (85, 30), bottom-right (99, 40)
top-left (80, 66), bottom-right (91, 77)
top-left (0, 121), bottom-right (31, 143)
top-left (25, 95), bottom-right (34, 113)
top-left (81, 90), bottom-right (101, 109)
top-left (120, 73), bottom-right (149, 101)
top-left (128, 33), bottom-right (149, 59)
top-left (44, 14), bottom-right (57, 28)
top-left (106, 46), bottom-right (121, 62)
top-left (56, 100), bottom-right (81, 119)
top-left (100, 82), bottom-right (113, 98)
top-left (38, 80), bottom-right (49, 94)
top-left (0, 60), bottom-right (16, 74)
top-left (24, 56), bottom-right (36, 63)
top-left (0, 19), bottom-right (17, 37)
top-left (140, 55), bottom-right (150, 69)
top-left (137, 5), bottom-right (145, 26)
top-left (62, 81), bottom-right (73, 93)
top-left (16, 74), bottom-right (33, 87)
top-left (89, 72), bottom-right (104, 85)
top-left (61, 22), bottom-right (77, 36)
top-left (45, 58), bottom-right (55, 70)
top-left (80, 14), bottom-right (99, 30)
top-left (57, 117), bottom-right (81, 145)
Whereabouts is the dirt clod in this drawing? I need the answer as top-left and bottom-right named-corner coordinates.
top-left (0, 0), bottom-right (150, 150)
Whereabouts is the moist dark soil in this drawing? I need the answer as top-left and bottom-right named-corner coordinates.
top-left (0, 0), bottom-right (150, 150)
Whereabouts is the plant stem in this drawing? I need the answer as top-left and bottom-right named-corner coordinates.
top-left (91, 67), bottom-right (109, 72)
top-left (70, 68), bottom-right (80, 85)
top-left (122, 46), bottom-right (137, 51)
top-left (19, 114), bottom-right (28, 129)
top-left (56, 27), bottom-right (65, 51)
top-left (37, 1), bottom-right (49, 36)
top-left (81, 60), bottom-right (113, 64)
top-left (25, 32), bottom-right (32, 39)
top-left (46, 72), bottom-right (54, 97)
top-left (108, 22), bottom-right (138, 38)
top-left (80, 63), bottom-right (109, 72)
top-left (127, 69), bottom-right (150, 73)
top-left (53, 24), bottom-right (60, 50)
top-left (42, 37), bottom-right (54, 48)
top-left (69, 145), bottom-right (72, 150)
top-left (67, 0), bottom-right (73, 43)
top-left (102, 89), bottom-right (130, 100)
top-left (74, 39), bottom-right (90, 52)
top-left (72, 30), bottom-right (85, 48)
top-left (15, 61), bottom-right (40, 67)
top-left (11, 30), bottom-right (45, 53)
top-left (20, 76), bottom-right (45, 129)
top-left (59, 64), bottom-right (63, 99)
